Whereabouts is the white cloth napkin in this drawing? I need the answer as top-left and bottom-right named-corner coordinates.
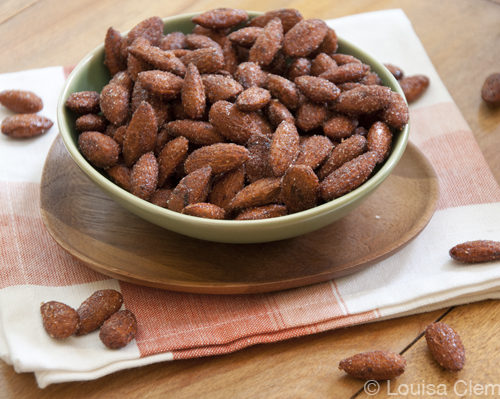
top-left (1, 9), bottom-right (499, 388)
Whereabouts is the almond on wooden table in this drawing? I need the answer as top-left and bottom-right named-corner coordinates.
top-left (339, 351), bottom-right (406, 380)
top-left (425, 322), bottom-right (465, 371)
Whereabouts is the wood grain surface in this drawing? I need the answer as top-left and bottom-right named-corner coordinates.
top-left (1, 0), bottom-right (500, 397)
top-left (40, 138), bottom-right (437, 294)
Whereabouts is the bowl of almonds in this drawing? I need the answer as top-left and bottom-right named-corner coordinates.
top-left (58, 8), bottom-right (409, 243)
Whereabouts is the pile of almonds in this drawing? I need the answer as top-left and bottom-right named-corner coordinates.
top-left (40, 289), bottom-right (137, 349)
top-left (65, 8), bottom-right (414, 221)
top-left (0, 90), bottom-right (53, 138)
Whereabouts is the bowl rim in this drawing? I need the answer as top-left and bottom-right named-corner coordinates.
top-left (57, 11), bottom-right (409, 229)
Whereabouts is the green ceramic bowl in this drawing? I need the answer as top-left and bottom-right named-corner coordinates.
top-left (58, 12), bottom-right (409, 244)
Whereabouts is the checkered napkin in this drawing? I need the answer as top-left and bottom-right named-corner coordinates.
top-left (1, 9), bottom-right (499, 388)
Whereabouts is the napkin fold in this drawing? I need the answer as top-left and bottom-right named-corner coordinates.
top-left (1, 9), bottom-right (499, 388)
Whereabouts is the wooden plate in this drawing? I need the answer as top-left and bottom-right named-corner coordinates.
top-left (40, 136), bottom-right (438, 294)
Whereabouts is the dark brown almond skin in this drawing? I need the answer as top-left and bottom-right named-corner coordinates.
top-left (425, 322), bottom-right (465, 371)
top-left (249, 18), bottom-right (283, 67)
top-left (65, 91), bottom-right (100, 114)
top-left (107, 164), bottom-right (131, 191)
top-left (180, 47), bottom-right (225, 74)
top-left (104, 27), bottom-right (127, 75)
top-left (184, 143), bottom-right (249, 175)
top-left (130, 80), bottom-right (169, 126)
top-left (384, 63), bottom-right (404, 80)
top-left (166, 120), bottom-right (223, 146)
top-left (288, 58), bottom-right (311, 81)
top-left (127, 16), bottom-right (163, 47)
top-left (123, 101), bottom-right (158, 167)
top-left (150, 188), bottom-right (172, 208)
top-left (295, 135), bottom-right (334, 169)
top-left (220, 36), bottom-right (238, 74)
top-left (0, 90), bottom-right (43, 113)
top-left (209, 100), bottom-right (263, 144)
top-left (249, 9), bottom-right (303, 32)
top-left (75, 114), bottom-right (107, 132)
top-left (266, 99), bottom-right (294, 128)
top-left (160, 32), bottom-right (187, 51)
top-left (320, 151), bottom-right (378, 200)
top-left (234, 62), bottom-right (268, 89)
top-left (399, 75), bottom-right (430, 103)
top-left (127, 53), bottom-right (150, 81)
top-left (482, 73), bottom-right (500, 105)
top-left (295, 76), bottom-right (340, 103)
top-left (113, 125), bottom-right (127, 147)
top-left (168, 166), bottom-right (212, 212)
top-left (130, 152), bottom-right (158, 201)
top-left (182, 63), bottom-right (206, 119)
top-left (281, 165), bottom-right (319, 213)
top-left (235, 204), bottom-right (288, 220)
top-left (157, 136), bottom-right (189, 187)
top-left (78, 131), bottom-right (120, 169)
top-left (267, 74), bottom-right (300, 110)
top-left (311, 53), bottom-right (338, 76)
top-left (270, 120), bottom-right (300, 176)
top-left (137, 70), bottom-right (184, 98)
top-left (319, 62), bottom-right (370, 83)
top-left (245, 134), bottom-right (273, 183)
top-left (295, 102), bottom-right (328, 132)
top-left (186, 34), bottom-right (222, 50)
top-left (334, 85), bottom-right (393, 115)
top-left (128, 38), bottom-right (186, 77)
top-left (380, 92), bottom-right (409, 130)
top-left (323, 115), bottom-right (358, 140)
top-left (318, 134), bottom-right (367, 180)
top-left (449, 240), bottom-right (500, 263)
top-left (1, 114), bottom-right (53, 138)
top-left (100, 83), bottom-right (130, 126)
top-left (76, 289), bottom-right (123, 336)
top-left (367, 121), bottom-right (392, 163)
top-left (331, 54), bottom-right (362, 65)
top-left (236, 87), bottom-right (271, 111)
top-left (316, 28), bottom-right (338, 55)
top-left (209, 166), bottom-right (245, 210)
top-left (339, 351), bottom-right (406, 380)
top-left (99, 310), bottom-right (137, 349)
top-left (201, 74), bottom-right (243, 102)
top-left (228, 27), bottom-right (263, 47)
top-left (229, 177), bottom-right (282, 210)
top-left (192, 8), bottom-right (248, 29)
top-left (40, 301), bottom-right (79, 339)
top-left (181, 202), bottom-right (226, 219)
top-left (283, 19), bottom-right (328, 57)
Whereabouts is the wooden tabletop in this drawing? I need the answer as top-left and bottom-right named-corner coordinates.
top-left (1, 0), bottom-right (500, 397)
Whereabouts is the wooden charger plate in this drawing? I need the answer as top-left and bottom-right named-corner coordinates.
top-left (40, 136), bottom-right (438, 294)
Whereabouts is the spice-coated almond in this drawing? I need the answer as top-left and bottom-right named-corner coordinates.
top-left (40, 301), bottom-right (80, 339)
top-left (1, 114), bottom-right (53, 138)
top-left (339, 351), bottom-right (406, 380)
top-left (449, 240), bottom-right (500, 263)
top-left (0, 90), bottom-right (43, 113)
top-left (425, 322), bottom-right (465, 371)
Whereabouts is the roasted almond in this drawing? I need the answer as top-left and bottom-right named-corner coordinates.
top-left (399, 75), bottom-right (430, 103)
top-left (75, 113), bottom-right (107, 132)
top-left (281, 165), bottom-right (319, 213)
top-left (209, 166), bottom-right (245, 210)
top-left (184, 143), bottom-right (249, 175)
top-left (311, 53), bottom-right (338, 76)
top-left (167, 166), bottom-right (212, 212)
top-left (157, 136), bottom-right (189, 186)
top-left (295, 75), bottom-right (340, 103)
top-left (384, 63), bottom-right (404, 80)
top-left (269, 120), bottom-right (300, 176)
top-left (228, 27), bottom-right (263, 47)
top-left (180, 47), bottom-right (225, 74)
top-left (334, 85), bottom-right (392, 115)
top-left (320, 151), bottom-right (378, 200)
top-left (235, 204), bottom-right (287, 220)
top-left (0, 90), bottom-right (43, 113)
top-left (137, 70), bottom-right (184, 98)
top-left (99, 310), bottom-right (137, 349)
top-left (283, 19), bottom-right (328, 57)
top-left (127, 16), bottom-right (163, 47)
top-left (339, 351), bottom-right (406, 380)
top-left (65, 91), bottom-right (100, 114)
top-left (288, 58), bottom-right (311, 81)
top-left (107, 163), bottom-right (131, 191)
top-left (130, 152), bottom-right (158, 200)
top-left (160, 32), bottom-right (187, 51)
top-left (449, 240), bottom-right (500, 263)
top-left (1, 114), bottom-right (53, 138)
top-left (318, 134), bottom-right (367, 180)
top-left (181, 63), bottom-right (206, 119)
top-left (320, 62), bottom-right (370, 83)
top-left (267, 74), bottom-right (300, 110)
top-left (76, 289), bottom-right (123, 336)
top-left (367, 121), bottom-right (392, 163)
top-left (229, 177), bottom-right (282, 210)
top-left (234, 62), bottom-right (268, 89)
top-left (249, 9), bottom-right (303, 32)
top-left (192, 8), bottom-right (248, 29)
top-left (266, 99), bottom-right (294, 128)
top-left (40, 301), bottom-right (79, 339)
top-left (165, 120), bottom-right (223, 146)
top-left (104, 27), bottom-right (127, 75)
top-left (295, 135), bottom-right (334, 169)
top-left (202, 74), bottom-right (243, 102)
top-left (295, 102), bottom-right (327, 132)
top-left (181, 202), bottom-right (226, 219)
top-left (236, 87), bottom-right (271, 111)
top-left (78, 131), bottom-right (120, 169)
top-left (249, 18), bottom-right (283, 67)
top-left (100, 83), bottom-right (130, 126)
top-left (481, 73), bottom-right (500, 105)
top-left (380, 92), bottom-right (409, 130)
top-left (323, 115), bottom-right (358, 140)
top-left (425, 322), bottom-right (465, 371)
